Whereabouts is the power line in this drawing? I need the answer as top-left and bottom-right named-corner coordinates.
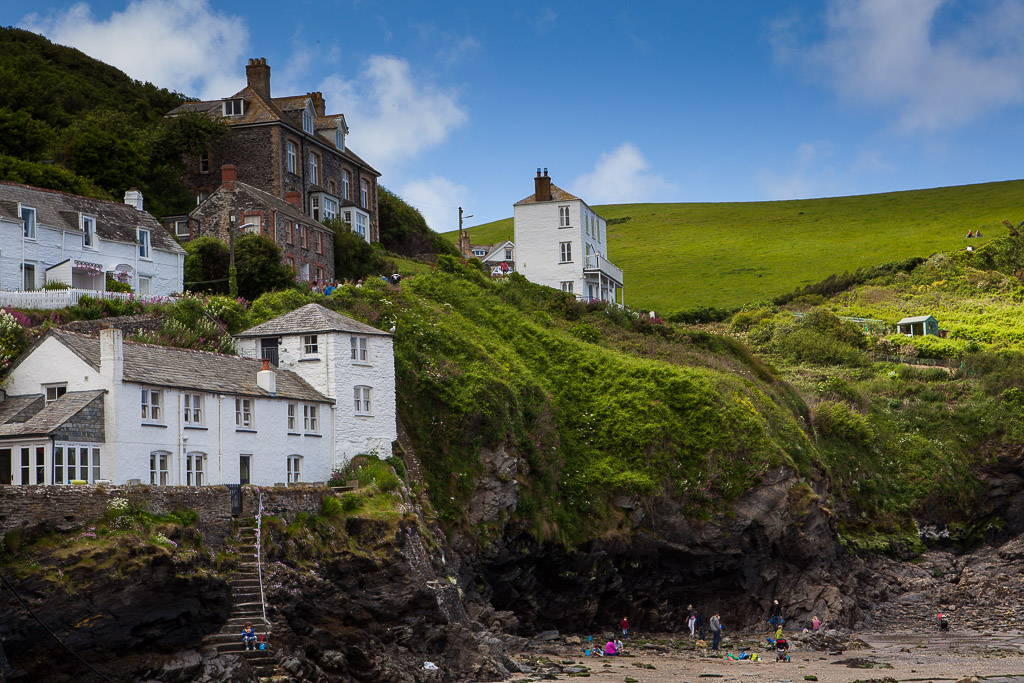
top-left (0, 569), bottom-right (117, 682)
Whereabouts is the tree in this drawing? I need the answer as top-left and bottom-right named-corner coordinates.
top-left (377, 186), bottom-right (458, 258)
top-left (183, 237), bottom-right (230, 294)
top-left (0, 107), bottom-right (54, 160)
top-left (233, 233), bottom-right (294, 301)
top-left (324, 217), bottom-right (386, 281)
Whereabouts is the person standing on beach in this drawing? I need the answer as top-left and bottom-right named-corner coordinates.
top-left (686, 604), bottom-right (696, 637)
top-left (620, 617), bottom-right (629, 638)
top-left (769, 599), bottom-right (783, 630)
top-left (709, 612), bottom-right (722, 651)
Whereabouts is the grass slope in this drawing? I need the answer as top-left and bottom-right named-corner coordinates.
top-left (446, 180), bottom-right (1024, 311)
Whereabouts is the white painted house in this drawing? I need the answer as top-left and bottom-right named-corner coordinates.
top-left (233, 303), bottom-right (397, 463)
top-left (513, 169), bottom-right (624, 304)
top-left (0, 182), bottom-right (185, 296)
top-left (0, 328), bottom-right (332, 487)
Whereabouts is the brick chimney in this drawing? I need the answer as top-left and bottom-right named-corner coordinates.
top-left (534, 168), bottom-right (551, 202)
top-left (124, 188), bottom-right (144, 211)
top-left (285, 190), bottom-right (301, 208)
top-left (246, 57), bottom-right (271, 98)
top-left (221, 164), bottom-right (237, 190)
top-left (309, 91), bottom-right (326, 117)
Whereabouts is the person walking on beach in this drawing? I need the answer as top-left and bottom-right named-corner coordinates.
top-left (619, 617), bottom-right (629, 638)
top-left (709, 612), bottom-right (722, 651)
top-left (812, 615), bottom-right (821, 630)
top-left (768, 599), bottom-right (783, 630)
top-left (686, 604), bottom-right (696, 637)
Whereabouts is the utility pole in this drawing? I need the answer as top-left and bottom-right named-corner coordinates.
top-left (458, 207), bottom-right (473, 256)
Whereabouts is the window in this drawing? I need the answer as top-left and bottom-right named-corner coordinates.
top-left (141, 388), bottom-right (162, 422)
top-left (300, 225), bottom-right (308, 249)
top-left (303, 404), bottom-right (318, 433)
top-left (196, 191), bottom-right (209, 205)
top-left (360, 179), bottom-right (369, 208)
top-left (243, 215), bottom-right (261, 234)
top-left (323, 197), bottom-right (338, 221)
top-left (61, 445), bottom-right (100, 483)
top-left (351, 336), bottom-right (368, 362)
top-left (336, 128), bottom-right (345, 150)
top-left (54, 446), bottom-right (64, 485)
top-left (329, 180), bottom-right (337, 195)
top-left (287, 455), bottom-right (302, 484)
top-left (505, 248), bottom-right (513, 260)
top-left (199, 153), bottom-right (210, 174)
top-left (185, 452), bottom-right (205, 486)
top-left (310, 153), bottom-right (319, 185)
top-left (138, 228), bottom-right (151, 259)
top-left (45, 383), bottom-right (67, 405)
top-left (300, 261), bottom-right (310, 282)
top-left (174, 219), bottom-right (189, 237)
top-left (223, 98), bottom-right (244, 116)
top-left (561, 281), bottom-right (574, 293)
top-left (19, 448), bottom-right (28, 486)
top-left (21, 206), bottom-right (36, 239)
top-left (82, 215), bottom-right (96, 248)
top-left (559, 241), bottom-right (572, 263)
top-left (311, 196), bottom-right (320, 221)
top-left (473, 249), bottom-right (485, 257)
top-left (316, 265), bottom-right (325, 280)
top-left (138, 276), bottom-right (152, 295)
top-left (287, 141), bottom-right (297, 174)
top-left (183, 393), bottom-right (202, 426)
top-left (354, 386), bottom-right (372, 415)
top-left (342, 171), bottom-right (350, 199)
top-left (559, 206), bottom-right (570, 227)
top-left (23, 263), bottom-right (36, 290)
top-left (235, 397), bottom-right (252, 428)
top-left (35, 446), bottom-right (45, 484)
top-left (303, 109), bottom-right (313, 134)
top-left (355, 212), bottom-right (368, 238)
top-left (287, 403), bottom-right (296, 431)
top-left (343, 210), bottom-right (352, 226)
top-left (286, 221), bottom-right (295, 245)
top-left (303, 334), bottom-right (319, 356)
top-left (150, 451), bottom-right (169, 485)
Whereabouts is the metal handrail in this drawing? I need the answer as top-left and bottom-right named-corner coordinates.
top-left (255, 490), bottom-right (270, 634)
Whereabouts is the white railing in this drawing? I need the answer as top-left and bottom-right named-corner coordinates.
top-left (583, 254), bottom-right (624, 284)
top-left (255, 490), bottom-right (271, 634)
top-left (0, 288), bottom-right (171, 311)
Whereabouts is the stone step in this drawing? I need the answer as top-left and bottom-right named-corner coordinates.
top-left (217, 642), bottom-right (273, 657)
top-left (226, 616), bottom-right (267, 626)
top-left (207, 631), bottom-right (269, 643)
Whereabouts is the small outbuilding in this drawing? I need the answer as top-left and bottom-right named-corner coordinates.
top-left (897, 315), bottom-right (940, 337)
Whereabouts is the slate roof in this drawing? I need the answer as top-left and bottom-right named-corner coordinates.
top-left (235, 303), bottom-right (390, 339)
top-left (48, 330), bottom-right (331, 403)
top-left (0, 182), bottom-right (184, 254)
top-left (192, 181), bottom-right (319, 227)
top-left (0, 394), bottom-right (43, 425)
top-left (0, 391), bottom-right (104, 437)
top-left (513, 183), bottom-right (582, 206)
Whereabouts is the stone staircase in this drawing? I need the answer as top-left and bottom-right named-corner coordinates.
top-left (204, 524), bottom-right (278, 677)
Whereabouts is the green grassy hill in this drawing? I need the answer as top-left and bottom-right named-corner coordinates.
top-left (446, 180), bottom-right (1024, 312)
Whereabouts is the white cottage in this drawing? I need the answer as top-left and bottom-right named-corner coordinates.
top-left (0, 182), bottom-right (185, 295)
top-left (0, 328), bottom-right (332, 486)
top-left (513, 169), bottom-right (624, 304)
top-left (233, 303), bottom-right (397, 464)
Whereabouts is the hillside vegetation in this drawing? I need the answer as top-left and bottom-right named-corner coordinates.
top-left (448, 179), bottom-right (1024, 312)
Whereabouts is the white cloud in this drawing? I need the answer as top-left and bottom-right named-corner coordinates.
top-left (398, 176), bottom-right (471, 232)
top-left (20, 0), bottom-right (247, 99)
top-left (534, 7), bottom-right (558, 34)
top-left (757, 140), bottom-right (835, 199)
top-left (779, 0), bottom-right (1024, 132)
top-left (570, 143), bottom-right (675, 204)
top-left (318, 56), bottom-right (467, 171)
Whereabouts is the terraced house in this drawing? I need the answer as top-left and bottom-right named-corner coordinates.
top-left (167, 57), bottom-right (381, 248)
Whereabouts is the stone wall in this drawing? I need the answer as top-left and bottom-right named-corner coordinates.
top-left (0, 483), bottom-right (327, 547)
top-left (53, 393), bottom-right (104, 443)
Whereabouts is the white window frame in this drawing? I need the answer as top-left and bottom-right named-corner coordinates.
top-left (354, 386), bottom-right (372, 415)
top-left (559, 241), bottom-right (572, 263)
top-left (303, 334), bottom-right (319, 357)
top-left (44, 383), bottom-right (67, 406)
top-left (355, 212), bottom-right (368, 239)
top-left (223, 99), bottom-right (244, 116)
top-left (57, 444), bottom-right (100, 484)
top-left (174, 219), bottom-right (188, 237)
top-left (183, 393), bottom-right (203, 426)
top-left (199, 153), bottom-right (210, 174)
top-left (141, 388), bottom-right (163, 423)
top-left (360, 179), bottom-right (369, 208)
top-left (150, 450), bottom-right (170, 485)
top-left (138, 275), bottom-right (152, 295)
top-left (310, 152), bottom-right (319, 186)
top-left (561, 281), bottom-right (574, 293)
top-left (342, 171), bottom-right (350, 199)
top-left (287, 455), bottom-right (302, 484)
top-left (22, 263), bottom-right (36, 291)
top-left (303, 109), bottom-right (313, 134)
top-left (287, 402), bottom-right (297, 431)
top-left (303, 404), bottom-right (319, 433)
top-left (138, 228), bottom-right (151, 259)
top-left (336, 128), bottom-right (345, 150)
top-left (235, 397), bottom-right (253, 429)
top-left (505, 248), bottom-right (513, 260)
top-left (323, 197), bottom-right (338, 221)
top-left (351, 336), bottom-right (368, 363)
top-left (185, 451), bottom-right (206, 486)
top-left (287, 141), bottom-right (297, 174)
top-left (559, 205), bottom-right (571, 227)
top-left (20, 205), bottom-right (36, 239)
top-left (81, 214), bottom-right (97, 249)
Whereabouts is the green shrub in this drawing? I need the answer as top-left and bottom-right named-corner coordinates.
top-left (43, 281), bottom-right (70, 290)
top-left (385, 455), bottom-right (407, 480)
top-left (570, 323), bottom-right (600, 343)
top-left (731, 307), bottom-right (775, 332)
top-left (340, 492), bottom-right (360, 511)
top-left (321, 495), bottom-right (345, 518)
top-left (354, 459), bottom-right (401, 492)
top-left (813, 400), bottom-right (873, 445)
top-left (249, 289), bottom-right (315, 325)
top-left (667, 305), bottom-right (732, 325)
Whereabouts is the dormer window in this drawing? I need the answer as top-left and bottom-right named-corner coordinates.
top-left (303, 109), bottom-right (313, 135)
top-left (81, 214), bottom-right (96, 248)
top-left (223, 98), bottom-right (245, 116)
top-left (336, 128), bottom-right (345, 150)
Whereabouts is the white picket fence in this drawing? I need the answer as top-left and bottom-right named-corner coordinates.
top-left (0, 288), bottom-right (171, 311)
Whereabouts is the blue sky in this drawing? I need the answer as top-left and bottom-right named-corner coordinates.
top-left (8, 0), bottom-right (1024, 231)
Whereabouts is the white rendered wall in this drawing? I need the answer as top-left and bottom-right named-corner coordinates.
top-left (514, 200), bottom-right (585, 292)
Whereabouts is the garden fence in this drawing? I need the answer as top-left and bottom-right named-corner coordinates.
top-left (0, 289), bottom-right (169, 311)
top-left (869, 353), bottom-right (958, 369)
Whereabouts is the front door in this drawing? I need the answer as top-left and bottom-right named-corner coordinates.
top-left (239, 455), bottom-right (251, 485)
top-left (0, 448), bottom-right (11, 484)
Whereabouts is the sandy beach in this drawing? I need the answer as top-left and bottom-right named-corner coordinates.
top-left (503, 631), bottom-right (1024, 683)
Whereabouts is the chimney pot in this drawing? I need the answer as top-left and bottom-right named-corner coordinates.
top-left (262, 358), bottom-right (270, 371)
top-left (536, 168), bottom-right (541, 177)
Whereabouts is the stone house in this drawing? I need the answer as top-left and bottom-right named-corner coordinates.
top-left (513, 169), bottom-right (624, 304)
top-left (167, 57), bottom-right (380, 244)
top-left (189, 165), bottom-right (335, 283)
top-left (233, 303), bottom-right (397, 462)
top-left (0, 182), bottom-right (184, 295)
top-left (457, 234), bottom-right (516, 276)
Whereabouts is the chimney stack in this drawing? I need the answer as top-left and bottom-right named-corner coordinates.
top-left (534, 168), bottom-right (552, 202)
top-left (285, 190), bottom-right (301, 208)
top-left (100, 328), bottom-right (124, 384)
top-left (257, 359), bottom-right (277, 394)
top-left (309, 91), bottom-right (326, 117)
top-left (246, 57), bottom-right (271, 98)
top-left (221, 164), bottom-right (237, 190)
top-left (124, 188), bottom-right (144, 211)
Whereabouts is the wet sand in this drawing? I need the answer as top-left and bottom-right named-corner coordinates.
top-left (502, 631), bottom-right (1024, 682)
